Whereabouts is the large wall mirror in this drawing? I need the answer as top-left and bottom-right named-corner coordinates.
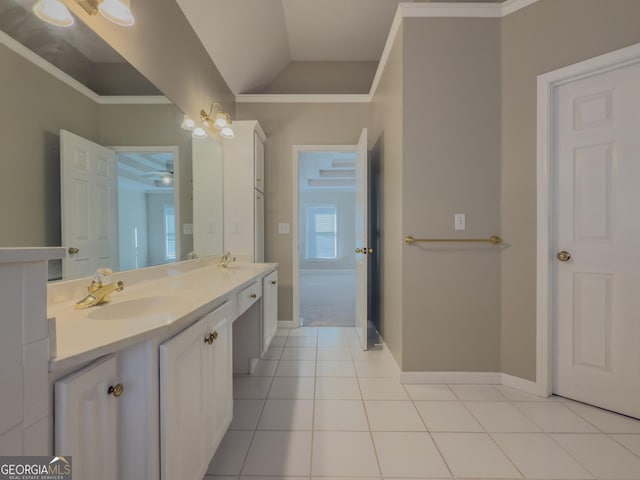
top-left (0, 0), bottom-right (223, 280)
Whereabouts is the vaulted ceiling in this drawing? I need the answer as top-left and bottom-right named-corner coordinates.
top-left (176, 0), bottom-right (506, 95)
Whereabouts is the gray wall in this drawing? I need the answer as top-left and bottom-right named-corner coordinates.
top-left (299, 190), bottom-right (356, 270)
top-left (500, 0), bottom-right (640, 380)
top-left (146, 193), bottom-right (175, 265)
top-left (262, 62), bottom-right (378, 94)
top-left (370, 25), bottom-right (404, 367)
top-left (0, 41), bottom-right (99, 247)
top-left (236, 103), bottom-right (371, 321)
top-left (401, 18), bottom-right (501, 372)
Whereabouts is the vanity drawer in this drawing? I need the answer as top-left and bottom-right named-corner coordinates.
top-left (237, 281), bottom-right (262, 317)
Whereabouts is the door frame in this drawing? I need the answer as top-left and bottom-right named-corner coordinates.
top-left (536, 42), bottom-right (640, 397)
top-left (110, 145), bottom-right (181, 263)
top-left (291, 144), bottom-right (357, 328)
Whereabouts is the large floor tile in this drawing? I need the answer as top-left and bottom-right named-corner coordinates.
top-left (286, 335), bottom-right (317, 347)
top-left (317, 327), bottom-right (358, 337)
top-left (315, 377), bottom-right (361, 400)
top-left (288, 327), bottom-right (318, 336)
top-left (365, 401), bottom-right (425, 431)
top-left (229, 399), bottom-right (265, 430)
top-left (359, 378), bottom-right (408, 400)
top-left (242, 431), bottom-right (312, 476)
top-left (492, 433), bottom-right (593, 479)
top-left (268, 377), bottom-right (315, 399)
top-left (564, 401), bottom-right (640, 433)
top-left (515, 402), bottom-right (599, 433)
top-left (432, 433), bottom-right (521, 478)
top-left (314, 400), bottom-right (369, 431)
top-left (251, 360), bottom-right (279, 376)
top-left (350, 347), bottom-right (391, 362)
top-left (281, 347), bottom-right (316, 361)
top-left (404, 384), bottom-right (457, 401)
top-left (316, 360), bottom-right (356, 377)
top-left (354, 360), bottom-right (399, 378)
top-left (494, 385), bottom-right (552, 402)
top-left (207, 430), bottom-right (253, 475)
top-left (317, 336), bottom-right (351, 347)
top-left (450, 384), bottom-right (506, 401)
top-left (269, 336), bottom-right (287, 347)
top-left (257, 399), bottom-right (314, 430)
top-left (464, 401), bottom-right (541, 432)
top-left (372, 432), bottom-right (450, 478)
top-left (415, 401), bottom-right (484, 432)
top-left (262, 345), bottom-right (284, 360)
top-left (274, 328), bottom-right (291, 337)
top-left (317, 347), bottom-right (352, 361)
top-left (552, 433), bottom-right (640, 479)
top-left (311, 431), bottom-right (380, 477)
top-left (611, 434), bottom-right (640, 457)
top-left (233, 376), bottom-right (273, 399)
top-left (275, 360), bottom-right (316, 377)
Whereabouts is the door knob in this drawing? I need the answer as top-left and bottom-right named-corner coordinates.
top-left (68, 247), bottom-right (79, 254)
top-left (557, 251), bottom-right (571, 262)
top-left (107, 383), bottom-right (124, 398)
top-left (204, 333), bottom-right (214, 345)
top-left (355, 248), bottom-right (363, 254)
top-left (364, 247), bottom-right (374, 254)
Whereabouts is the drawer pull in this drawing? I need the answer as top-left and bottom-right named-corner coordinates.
top-left (204, 333), bottom-right (214, 345)
top-left (212, 331), bottom-right (219, 340)
top-left (250, 293), bottom-right (257, 299)
top-left (107, 383), bottom-right (124, 398)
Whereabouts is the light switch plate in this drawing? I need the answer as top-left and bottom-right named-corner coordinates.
top-left (454, 214), bottom-right (465, 231)
top-left (278, 223), bottom-right (290, 234)
top-left (183, 223), bottom-right (193, 235)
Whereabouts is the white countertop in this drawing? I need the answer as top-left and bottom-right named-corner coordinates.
top-left (48, 261), bottom-right (277, 372)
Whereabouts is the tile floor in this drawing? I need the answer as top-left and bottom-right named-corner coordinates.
top-left (205, 327), bottom-right (640, 480)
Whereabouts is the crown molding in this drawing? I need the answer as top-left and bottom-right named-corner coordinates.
top-left (236, 94), bottom-right (371, 104)
top-left (0, 30), bottom-right (170, 106)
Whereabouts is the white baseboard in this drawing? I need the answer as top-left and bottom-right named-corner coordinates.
top-left (501, 373), bottom-right (544, 396)
top-left (400, 371), bottom-right (502, 385)
top-left (278, 320), bottom-right (298, 328)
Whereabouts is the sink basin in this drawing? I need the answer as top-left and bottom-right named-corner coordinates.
top-left (86, 296), bottom-right (187, 321)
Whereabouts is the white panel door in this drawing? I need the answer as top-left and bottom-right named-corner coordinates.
top-left (60, 130), bottom-right (118, 279)
top-left (160, 320), bottom-right (207, 480)
top-left (355, 128), bottom-right (369, 350)
top-left (263, 270), bottom-right (278, 352)
top-left (553, 62), bottom-right (640, 418)
top-left (55, 355), bottom-right (119, 480)
top-left (255, 190), bottom-right (265, 262)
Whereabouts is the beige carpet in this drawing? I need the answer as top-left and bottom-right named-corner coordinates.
top-left (300, 270), bottom-right (355, 327)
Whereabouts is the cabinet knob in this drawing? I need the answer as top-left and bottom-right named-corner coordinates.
top-left (271, 280), bottom-right (277, 285)
top-left (250, 293), bottom-right (257, 299)
top-left (204, 333), bottom-right (214, 345)
top-left (212, 331), bottom-right (219, 340)
top-left (107, 383), bottom-right (124, 398)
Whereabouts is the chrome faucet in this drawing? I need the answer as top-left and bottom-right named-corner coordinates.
top-left (75, 268), bottom-right (124, 309)
top-left (217, 251), bottom-right (236, 269)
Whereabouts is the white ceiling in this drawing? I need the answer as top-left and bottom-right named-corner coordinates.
top-left (176, 0), bottom-right (406, 94)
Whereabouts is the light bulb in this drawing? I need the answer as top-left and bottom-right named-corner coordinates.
top-left (213, 112), bottom-right (228, 130)
top-left (181, 115), bottom-right (196, 130)
top-left (99, 0), bottom-right (135, 27)
top-left (161, 174), bottom-right (172, 186)
top-left (33, 0), bottom-right (74, 28)
top-left (192, 127), bottom-right (207, 139)
top-left (219, 126), bottom-right (234, 139)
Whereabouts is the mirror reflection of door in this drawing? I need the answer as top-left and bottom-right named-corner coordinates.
top-left (60, 131), bottom-right (179, 280)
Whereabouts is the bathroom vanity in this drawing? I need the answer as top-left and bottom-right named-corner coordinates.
top-left (0, 249), bottom-right (277, 480)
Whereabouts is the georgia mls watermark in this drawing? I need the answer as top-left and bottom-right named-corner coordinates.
top-left (0, 456), bottom-right (72, 480)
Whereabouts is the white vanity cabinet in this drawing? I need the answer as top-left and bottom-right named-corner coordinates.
top-left (223, 121), bottom-right (266, 262)
top-left (159, 301), bottom-right (233, 480)
top-left (262, 270), bottom-right (278, 353)
top-left (55, 355), bottom-right (120, 480)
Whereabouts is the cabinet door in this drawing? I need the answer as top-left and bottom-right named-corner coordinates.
top-left (263, 271), bottom-right (278, 353)
top-left (160, 320), bottom-right (207, 480)
top-left (55, 355), bottom-right (119, 480)
top-left (254, 190), bottom-right (264, 262)
top-left (254, 132), bottom-right (264, 193)
top-left (203, 301), bottom-right (233, 455)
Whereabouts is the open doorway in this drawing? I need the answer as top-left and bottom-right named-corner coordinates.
top-left (295, 148), bottom-right (357, 327)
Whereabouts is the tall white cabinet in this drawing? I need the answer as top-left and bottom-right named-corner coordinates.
top-left (223, 121), bottom-right (266, 262)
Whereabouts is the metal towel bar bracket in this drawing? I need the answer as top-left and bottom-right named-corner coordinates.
top-left (404, 235), bottom-right (503, 245)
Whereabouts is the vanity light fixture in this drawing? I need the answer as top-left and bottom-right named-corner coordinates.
top-left (192, 127), bottom-right (207, 139)
top-left (33, 0), bottom-right (74, 27)
top-left (74, 0), bottom-right (135, 26)
top-left (200, 103), bottom-right (234, 139)
top-left (180, 115), bottom-right (196, 131)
